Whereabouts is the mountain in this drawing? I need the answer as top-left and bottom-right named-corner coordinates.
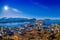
top-left (0, 18), bottom-right (36, 23)
top-left (44, 19), bottom-right (60, 26)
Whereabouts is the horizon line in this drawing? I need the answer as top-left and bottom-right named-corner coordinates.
top-left (0, 17), bottom-right (60, 20)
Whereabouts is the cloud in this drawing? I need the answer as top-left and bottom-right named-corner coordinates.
top-left (12, 8), bottom-right (20, 12)
top-left (40, 5), bottom-right (48, 9)
top-left (33, 2), bottom-right (48, 9)
top-left (12, 8), bottom-right (22, 13)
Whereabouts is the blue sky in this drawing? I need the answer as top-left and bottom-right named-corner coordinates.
top-left (0, 0), bottom-right (60, 18)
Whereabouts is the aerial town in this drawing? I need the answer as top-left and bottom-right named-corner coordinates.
top-left (0, 0), bottom-right (60, 40)
top-left (0, 19), bottom-right (60, 40)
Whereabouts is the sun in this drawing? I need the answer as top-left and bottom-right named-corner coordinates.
top-left (4, 6), bottom-right (8, 10)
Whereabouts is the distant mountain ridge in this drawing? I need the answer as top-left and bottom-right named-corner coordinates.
top-left (0, 18), bottom-right (36, 23)
top-left (44, 19), bottom-right (60, 26)
top-left (0, 18), bottom-right (60, 27)
top-left (0, 18), bottom-right (60, 25)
